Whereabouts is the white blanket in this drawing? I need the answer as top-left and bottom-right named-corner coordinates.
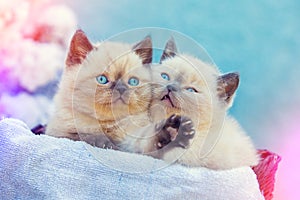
top-left (0, 118), bottom-right (264, 200)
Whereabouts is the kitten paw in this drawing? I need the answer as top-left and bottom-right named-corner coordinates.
top-left (81, 134), bottom-right (119, 150)
top-left (156, 114), bottom-right (195, 149)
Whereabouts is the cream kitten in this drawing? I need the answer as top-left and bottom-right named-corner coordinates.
top-left (149, 38), bottom-right (258, 170)
top-left (46, 30), bottom-right (155, 148)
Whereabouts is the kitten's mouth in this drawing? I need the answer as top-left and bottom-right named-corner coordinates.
top-left (112, 91), bottom-right (130, 105)
top-left (112, 96), bottom-right (128, 105)
top-left (161, 94), bottom-right (175, 107)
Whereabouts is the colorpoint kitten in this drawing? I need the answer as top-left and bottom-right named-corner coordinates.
top-left (149, 38), bottom-right (258, 169)
top-left (46, 30), bottom-right (155, 148)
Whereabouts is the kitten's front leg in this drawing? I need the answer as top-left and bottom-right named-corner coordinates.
top-left (120, 115), bottom-right (194, 156)
top-left (155, 114), bottom-right (195, 150)
top-left (80, 133), bottom-right (119, 150)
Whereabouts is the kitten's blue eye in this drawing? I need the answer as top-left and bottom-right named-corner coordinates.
top-left (186, 87), bottom-right (198, 93)
top-left (161, 73), bottom-right (170, 81)
top-left (128, 77), bottom-right (139, 86)
top-left (96, 75), bottom-right (109, 84)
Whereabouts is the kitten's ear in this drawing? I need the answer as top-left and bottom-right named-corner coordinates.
top-left (160, 37), bottom-right (177, 63)
top-left (65, 29), bottom-right (94, 67)
top-left (217, 72), bottom-right (239, 105)
top-left (132, 36), bottom-right (152, 64)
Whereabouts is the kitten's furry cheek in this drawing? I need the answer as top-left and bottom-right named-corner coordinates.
top-left (65, 29), bottom-right (94, 67)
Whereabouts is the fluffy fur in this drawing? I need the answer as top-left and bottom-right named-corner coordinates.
top-left (46, 31), bottom-right (258, 170)
top-left (150, 38), bottom-right (258, 170)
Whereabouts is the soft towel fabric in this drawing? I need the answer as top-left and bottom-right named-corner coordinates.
top-left (0, 118), bottom-right (264, 200)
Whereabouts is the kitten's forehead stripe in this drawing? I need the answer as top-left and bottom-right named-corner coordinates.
top-left (175, 74), bottom-right (184, 83)
top-left (116, 72), bottom-right (122, 80)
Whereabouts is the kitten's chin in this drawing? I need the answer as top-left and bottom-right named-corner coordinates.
top-left (160, 93), bottom-right (181, 110)
top-left (112, 98), bottom-right (128, 105)
top-left (161, 96), bottom-right (176, 108)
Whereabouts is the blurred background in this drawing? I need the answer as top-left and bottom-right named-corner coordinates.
top-left (0, 0), bottom-right (299, 199)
